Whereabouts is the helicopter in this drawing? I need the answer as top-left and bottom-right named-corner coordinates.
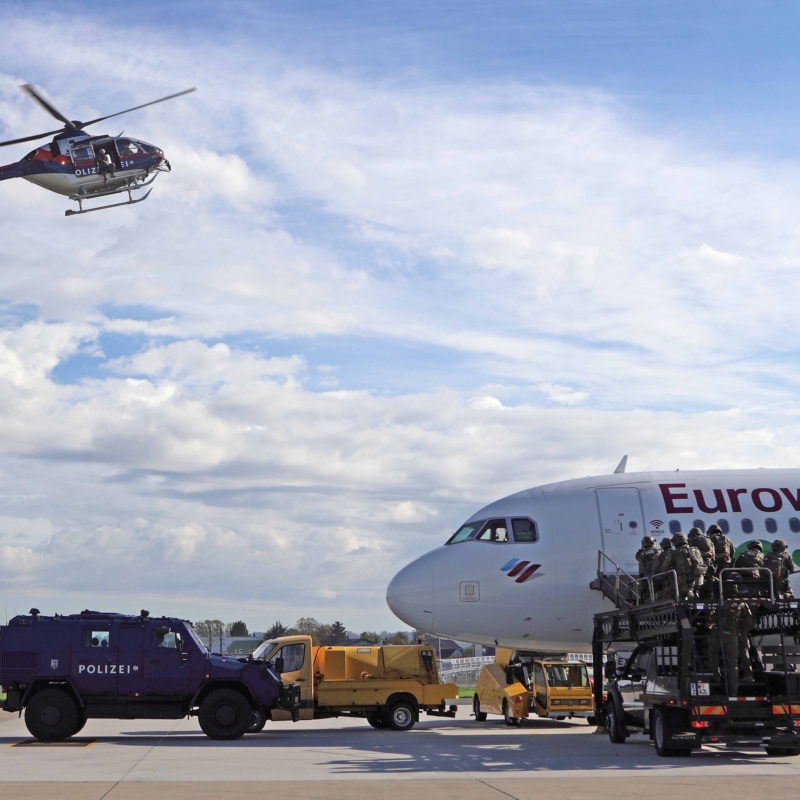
top-left (0, 84), bottom-right (195, 216)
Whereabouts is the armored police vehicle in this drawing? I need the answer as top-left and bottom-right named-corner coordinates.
top-left (593, 566), bottom-right (800, 757)
top-left (0, 609), bottom-right (300, 741)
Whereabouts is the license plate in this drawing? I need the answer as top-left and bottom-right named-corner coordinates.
top-left (690, 682), bottom-right (710, 696)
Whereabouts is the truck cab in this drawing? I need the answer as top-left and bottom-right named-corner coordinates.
top-left (0, 610), bottom-right (299, 741)
top-left (474, 648), bottom-right (596, 725)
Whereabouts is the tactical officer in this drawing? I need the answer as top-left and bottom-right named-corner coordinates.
top-left (688, 527), bottom-right (715, 598)
top-left (708, 590), bottom-right (755, 697)
top-left (764, 539), bottom-right (796, 599)
top-left (96, 147), bottom-right (115, 185)
top-left (735, 540), bottom-right (764, 570)
top-left (659, 532), bottom-right (704, 600)
top-left (708, 523), bottom-right (736, 564)
top-left (636, 535), bottom-right (661, 602)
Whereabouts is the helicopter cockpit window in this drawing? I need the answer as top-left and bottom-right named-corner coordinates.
top-left (71, 145), bottom-right (94, 163)
top-left (21, 148), bottom-right (40, 162)
top-left (117, 139), bottom-right (141, 156)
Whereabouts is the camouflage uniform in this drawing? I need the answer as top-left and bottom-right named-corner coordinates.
top-left (735, 541), bottom-right (765, 572)
top-left (708, 599), bottom-right (756, 697)
top-left (764, 539), bottom-right (796, 599)
top-left (688, 528), bottom-right (715, 598)
top-left (708, 524), bottom-right (736, 563)
top-left (636, 536), bottom-right (661, 602)
top-left (659, 532), bottom-right (704, 599)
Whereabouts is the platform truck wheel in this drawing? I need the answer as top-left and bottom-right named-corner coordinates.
top-left (652, 707), bottom-right (691, 757)
top-left (25, 688), bottom-right (80, 742)
top-left (606, 704), bottom-right (627, 744)
top-left (387, 701), bottom-right (416, 731)
top-left (502, 699), bottom-right (521, 727)
top-left (766, 746), bottom-right (800, 757)
top-left (473, 695), bottom-right (487, 722)
top-left (587, 715), bottom-right (597, 726)
top-left (246, 708), bottom-right (267, 733)
top-left (367, 710), bottom-right (390, 729)
top-left (198, 688), bottom-right (252, 740)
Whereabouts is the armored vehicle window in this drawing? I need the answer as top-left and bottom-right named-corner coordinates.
top-left (511, 518), bottom-right (538, 543)
top-left (476, 519), bottom-right (509, 543)
top-left (447, 522), bottom-right (483, 544)
top-left (790, 518), bottom-right (800, 533)
top-left (766, 518), bottom-right (778, 534)
top-left (82, 629), bottom-right (110, 648)
top-left (669, 520), bottom-right (681, 534)
top-left (152, 627), bottom-right (183, 649)
top-left (741, 518), bottom-right (754, 534)
top-left (273, 643), bottom-right (305, 673)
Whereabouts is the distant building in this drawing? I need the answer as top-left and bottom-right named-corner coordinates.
top-left (223, 637), bottom-right (264, 655)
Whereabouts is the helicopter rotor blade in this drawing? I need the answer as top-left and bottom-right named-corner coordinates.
top-left (20, 84), bottom-right (77, 129)
top-left (79, 87), bottom-right (196, 128)
top-left (0, 128), bottom-right (66, 148)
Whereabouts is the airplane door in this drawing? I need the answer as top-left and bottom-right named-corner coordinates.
top-left (596, 488), bottom-right (645, 574)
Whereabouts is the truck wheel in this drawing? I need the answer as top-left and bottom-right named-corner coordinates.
top-left (367, 710), bottom-right (389, 729)
top-left (473, 695), bottom-right (487, 722)
top-left (25, 688), bottom-right (80, 742)
top-left (606, 705), bottom-right (627, 744)
top-left (503, 699), bottom-right (521, 727)
top-left (587, 715), bottom-right (597, 726)
top-left (653, 707), bottom-right (691, 757)
top-left (198, 688), bottom-right (252, 740)
top-left (246, 708), bottom-right (267, 734)
top-left (387, 701), bottom-right (416, 731)
top-left (766, 746), bottom-right (800, 757)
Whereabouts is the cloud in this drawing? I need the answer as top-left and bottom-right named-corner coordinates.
top-left (1, 11), bottom-right (800, 630)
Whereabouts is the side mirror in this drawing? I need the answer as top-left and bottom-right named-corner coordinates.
top-left (604, 660), bottom-right (616, 680)
top-left (275, 656), bottom-right (285, 674)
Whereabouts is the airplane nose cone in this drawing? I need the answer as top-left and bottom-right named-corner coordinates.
top-left (386, 557), bottom-right (434, 633)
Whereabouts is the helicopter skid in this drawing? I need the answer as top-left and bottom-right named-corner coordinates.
top-left (65, 187), bottom-right (153, 216)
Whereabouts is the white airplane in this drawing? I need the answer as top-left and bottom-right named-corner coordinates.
top-left (386, 461), bottom-right (800, 652)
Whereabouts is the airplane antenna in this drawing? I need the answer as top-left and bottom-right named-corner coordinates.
top-left (614, 455), bottom-right (628, 474)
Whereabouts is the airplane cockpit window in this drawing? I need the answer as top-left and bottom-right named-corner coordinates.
top-left (511, 518), bottom-right (538, 543)
top-left (476, 519), bottom-right (509, 543)
top-left (446, 522), bottom-right (484, 545)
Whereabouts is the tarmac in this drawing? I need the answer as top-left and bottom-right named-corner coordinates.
top-left (1, 707), bottom-right (799, 799)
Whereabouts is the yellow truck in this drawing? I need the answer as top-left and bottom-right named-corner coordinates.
top-left (249, 636), bottom-right (459, 731)
top-left (473, 648), bottom-right (596, 726)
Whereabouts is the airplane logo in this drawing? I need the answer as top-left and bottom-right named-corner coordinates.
top-left (500, 558), bottom-right (543, 584)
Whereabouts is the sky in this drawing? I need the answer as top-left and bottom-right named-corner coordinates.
top-left (2, 1), bottom-right (800, 632)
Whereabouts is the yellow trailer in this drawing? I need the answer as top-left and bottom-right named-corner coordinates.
top-left (474, 648), bottom-right (596, 726)
top-left (249, 636), bottom-right (459, 731)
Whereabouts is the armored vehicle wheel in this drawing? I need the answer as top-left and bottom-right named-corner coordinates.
top-left (473, 695), bottom-right (487, 722)
top-left (246, 708), bottom-right (267, 734)
top-left (503, 699), bottom-right (521, 727)
top-left (198, 688), bottom-right (252, 740)
top-left (25, 688), bottom-right (80, 742)
top-left (367, 710), bottom-right (389, 729)
top-left (71, 714), bottom-right (87, 736)
top-left (387, 701), bottom-right (416, 731)
top-left (606, 705), bottom-right (627, 744)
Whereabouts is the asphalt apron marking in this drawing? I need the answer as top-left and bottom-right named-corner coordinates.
top-left (10, 739), bottom-right (96, 747)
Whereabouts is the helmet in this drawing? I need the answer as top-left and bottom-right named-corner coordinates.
top-left (98, 148), bottom-right (105, 153)
top-left (773, 538), bottom-right (788, 551)
top-left (672, 532), bottom-right (687, 546)
top-left (661, 537), bottom-right (673, 550)
top-left (747, 540), bottom-right (763, 552)
top-left (688, 527), bottom-right (704, 539)
top-left (641, 535), bottom-right (657, 548)
top-left (707, 524), bottom-right (723, 536)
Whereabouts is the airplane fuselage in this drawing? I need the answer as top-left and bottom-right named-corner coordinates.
top-left (386, 468), bottom-right (800, 652)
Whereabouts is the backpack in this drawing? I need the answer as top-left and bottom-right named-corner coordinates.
top-left (737, 549), bottom-right (763, 569)
top-left (764, 551), bottom-right (786, 579)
